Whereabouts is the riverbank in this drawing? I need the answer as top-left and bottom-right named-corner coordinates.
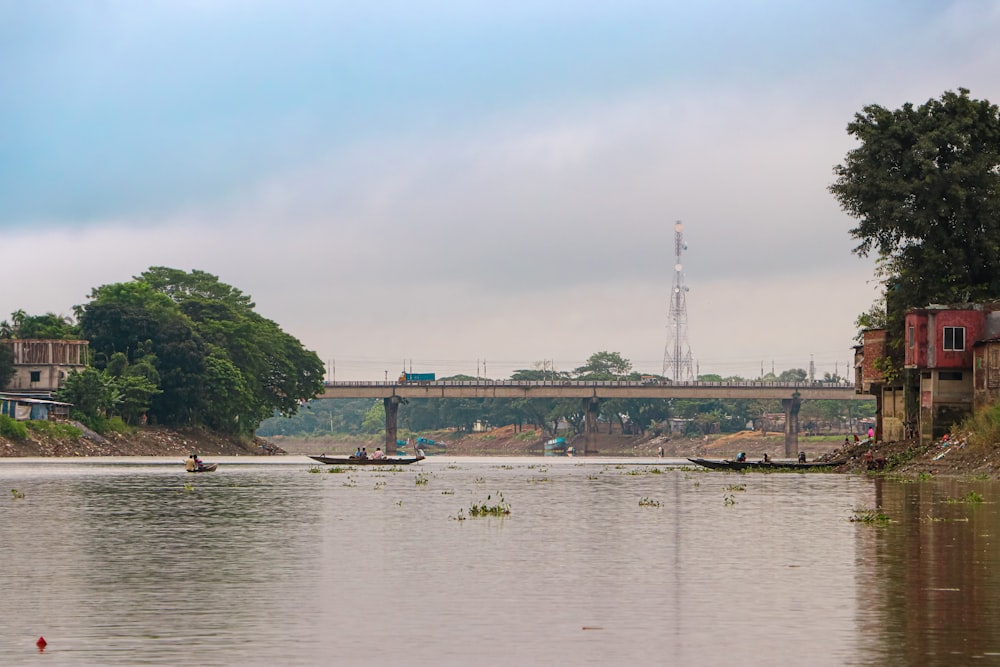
top-left (0, 423), bottom-right (281, 457)
top-left (273, 425), bottom-right (1000, 478)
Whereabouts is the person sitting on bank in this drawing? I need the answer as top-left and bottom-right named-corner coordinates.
top-left (762, 452), bottom-right (771, 463)
top-left (186, 454), bottom-right (197, 472)
top-left (735, 452), bottom-right (747, 462)
top-left (798, 451), bottom-right (807, 463)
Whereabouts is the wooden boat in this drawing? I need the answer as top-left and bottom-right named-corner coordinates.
top-left (687, 457), bottom-right (844, 471)
top-left (309, 454), bottom-right (425, 466)
top-left (186, 463), bottom-right (218, 473)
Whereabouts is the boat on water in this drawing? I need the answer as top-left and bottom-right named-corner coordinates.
top-left (186, 463), bottom-right (218, 473)
top-left (309, 454), bottom-right (425, 466)
top-left (687, 457), bottom-right (844, 471)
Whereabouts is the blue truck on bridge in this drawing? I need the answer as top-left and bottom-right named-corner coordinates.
top-left (398, 372), bottom-right (436, 383)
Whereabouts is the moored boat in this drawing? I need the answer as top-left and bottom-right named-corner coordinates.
top-left (186, 463), bottom-right (218, 473)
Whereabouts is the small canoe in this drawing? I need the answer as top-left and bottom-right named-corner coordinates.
top-left (309, 455), bottom-right (425, 466)
top-left (186, 463), bottom-right (218, 473)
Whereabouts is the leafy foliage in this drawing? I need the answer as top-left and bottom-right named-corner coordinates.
top-left (72, 267), bottom-right (324, 436)
top-left (0, 414), bottom-right (28, 440)
top-left (830, 88), bottom-right (1000, 353)
top-left (0, 343), bottom-right (14, 390)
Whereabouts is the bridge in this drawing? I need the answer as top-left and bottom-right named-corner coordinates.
top-left (318, 380), bottom-right (872, 457)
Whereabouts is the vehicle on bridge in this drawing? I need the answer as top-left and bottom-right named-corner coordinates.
top-left (399, 372), bottom-right (436, 383)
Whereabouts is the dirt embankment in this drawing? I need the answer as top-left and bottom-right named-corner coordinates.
top-left (0, 424), bottom-right (282, 458)
top-left (7, 421), bottom-right (998, 478)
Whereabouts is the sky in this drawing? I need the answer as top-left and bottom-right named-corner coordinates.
top-left (3, 1), bottom-right (1000, 382)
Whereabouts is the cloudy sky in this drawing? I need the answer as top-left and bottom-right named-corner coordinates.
top-left (3, 1), bottom-right (999, 381)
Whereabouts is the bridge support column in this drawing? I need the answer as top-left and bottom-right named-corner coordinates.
top-left (583, 397), bottom-right (600, 455)
top-left (782, 396), bottom-right (801, 458)
top-left (384, 396), bottom-right (401, 453)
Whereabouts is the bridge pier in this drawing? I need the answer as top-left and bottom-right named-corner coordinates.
top-left (583, 397), bottom-right (600, 455)
top-left (384, 396), bottom-right (401, 454)
top-left (782, 396), bottom-right (801, 458)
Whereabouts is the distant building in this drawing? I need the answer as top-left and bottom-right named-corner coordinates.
top-left (0, 339), bottom-right (89, 394)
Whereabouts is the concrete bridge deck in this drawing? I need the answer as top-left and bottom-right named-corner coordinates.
top-left (320, 380), bottom-right (869, 401)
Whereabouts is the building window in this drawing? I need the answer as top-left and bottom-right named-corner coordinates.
top-left (29, 371), bottom-right (41, 383)
top-left (908, 326), bottom-right (915, 348)
top-left (939, 371), bottom-right (964, 381)
top-left (943, 326), bottom-right (965, 351)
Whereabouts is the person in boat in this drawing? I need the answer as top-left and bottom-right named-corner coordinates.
top-left (371, 447), bottom-right (385, 460)
top-left (657, 445), bottom-right (664, 458)
top-left (360, 447), bottom-right (368, 459)
top-left (185, 454), bottom-right (197, 472)
top-left (798, 451), bottom-right (807, 463)
top-left (194, 454), bottom-right (205, 471)
top-left (735, 452), bottom-right (747, 462)
top-left (352, 447), bottom-right (363, 459)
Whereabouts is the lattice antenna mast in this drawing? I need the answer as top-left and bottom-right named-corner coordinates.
top-left (662, 221), bottom-right (695, 381)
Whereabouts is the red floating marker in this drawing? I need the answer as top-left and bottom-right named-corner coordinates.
top-left (36, 636), bottom-right (47, 650)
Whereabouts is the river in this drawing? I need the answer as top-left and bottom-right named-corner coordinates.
top-left (1, 456), bottom-right (998, 666)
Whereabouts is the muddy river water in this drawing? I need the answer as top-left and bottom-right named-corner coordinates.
top-left (1, 456), bottom-right (998, 666)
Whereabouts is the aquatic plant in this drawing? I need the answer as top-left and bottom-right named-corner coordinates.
top-left (468, 492), bottom-right (511, 517)
top-left (326, 466), bottom-right (347, 474)
top-left (638, 497), bottom-right (660, 507)
top-left (415, 473), bottom-right (429, 485)
top-left (947, 491), bottom-right (984, 504)
top-left (374, 481), bottom-right (386, 490)
top-left (850, 506), bottom-right (890, 524)
top-left (308, 467), bottom-right (322, 474)
top-left (10, 488), bottom-right (25, 500)
top-left (725, 484), bottom-right (746, 492)
top-left (723, 493), bottom-right (737, 506)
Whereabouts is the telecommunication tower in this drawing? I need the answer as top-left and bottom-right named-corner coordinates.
top-left (662, 221), bottom-right (695, 381)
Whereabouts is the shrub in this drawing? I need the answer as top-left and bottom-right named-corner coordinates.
top-left (26, 420), bottom-right (83, 439)
top-left (0, 415), bottom-right (29, 441)
top-left (963, 402), bottom-right (1000, 451)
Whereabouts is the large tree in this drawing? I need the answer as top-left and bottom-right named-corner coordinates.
top-left (830, 88), bottom-right (1000, 351)
top-left (76, 267), bottom-right (324, 435)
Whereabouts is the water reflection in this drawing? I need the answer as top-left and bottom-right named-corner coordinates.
top-left (1, 458), bottom-right (999, 665)
top-left (857, 477), bottom-right (1000, 666)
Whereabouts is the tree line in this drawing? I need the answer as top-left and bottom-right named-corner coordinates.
top-left (1, 267), bottom-right (323, 437)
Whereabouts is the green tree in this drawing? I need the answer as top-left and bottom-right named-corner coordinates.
top-left (573, 351), bottom-right (632, 379)
top-left (75, 267), bottom-right (324, 436)
top-left (361, 400), bottom-right (386, 434)
top-left (830, 88), bottom-right (1000, 353)
top-left (1, 310), bottom-right (78, 339)
top-left (0, 343), bottom-right (14, 389)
